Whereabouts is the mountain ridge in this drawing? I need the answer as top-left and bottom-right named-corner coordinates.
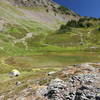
top-left (4, 0), bottom-right (80, 26)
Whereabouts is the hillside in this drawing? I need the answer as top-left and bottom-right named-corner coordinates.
top-left (0, 0), bottom-right (100, 99)
top-left (0, 0), bottom-right (79, 29)
top-left (45, 17), bottom-right (100, 49)
top-left (0, 0), bottom-right (80, 55)
top-left (0, 0), bottom-right (100, 55)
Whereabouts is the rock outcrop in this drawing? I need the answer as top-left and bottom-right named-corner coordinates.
top-left (36, 63), bottom-right (100, 100)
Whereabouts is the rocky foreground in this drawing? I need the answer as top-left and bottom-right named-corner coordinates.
top-left (35, 63), bottom-right (100, 100)
top-left (1, 63), bottom-right (100, 100)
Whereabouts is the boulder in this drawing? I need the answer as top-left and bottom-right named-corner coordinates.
top-left (16, 81), bottom-right (21, 86)
top-left (48, 71), bottom-right (56, 76)
top-left (9, 69), bottom-right (20, 77)
top-left (45, 78), bottom-right (67, 100)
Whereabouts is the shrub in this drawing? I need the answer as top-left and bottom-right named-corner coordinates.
top-left (67, 20), bottom-right (78, 27)
top-left (56, 18), bottom-right (93, 34)
top-left (57, 24), bottom-right (71, 34)
top-left (66, 20), bottom-right (93, 28)
top-left (58, 6), bottom-right (69, 14)
top-left (85, 22), bottom-right (93, 28)
top-left (79, 17), bottom-right (90, 22)
top-left (96, 27), bottom-right (100, 31)
top-left (79, 17), bottom-right (99, 22)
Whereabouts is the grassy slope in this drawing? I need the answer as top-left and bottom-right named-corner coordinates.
top-left (45, 23), bottom-right (100, 48)
top-left (0, 0), bottom-right (53, 55)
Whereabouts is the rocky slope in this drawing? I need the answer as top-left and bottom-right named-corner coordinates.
top-left (1, 63), bottom-right (100, 100)
top-left (36, 63), bottom-right (100, 100)
top-left (0, 0), bottom-right (79, 28)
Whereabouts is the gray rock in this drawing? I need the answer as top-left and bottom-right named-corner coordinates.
top-left (16, 81), bottom-right (21, 86)
top-left (7, 63), bottom-right (100, 100)
top-left (48, 71), bottom-right (56, 76)
top-left (9, 69), bottom-right (20, 77)
top-left (41, 72), bottom-right (100, 100)
top-left (36, 86), bottom-right (48, 96)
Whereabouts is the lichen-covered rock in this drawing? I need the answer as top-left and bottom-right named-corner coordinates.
top-left (45, 73), bottom-right (100, 100)
top-left (37, 63), bottom-right (100, 100)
